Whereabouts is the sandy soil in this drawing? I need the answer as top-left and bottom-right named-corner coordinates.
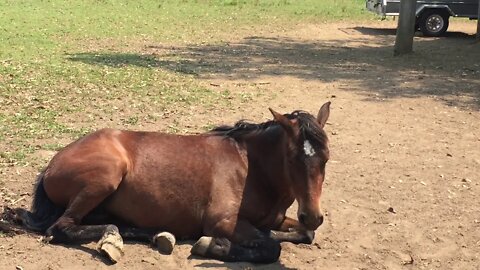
top-left (1, 20), bottom-right (480, 270)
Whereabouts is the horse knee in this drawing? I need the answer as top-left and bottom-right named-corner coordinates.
top-left (260, 239), bottom-right (281, 263)
top-left (191, 236), bottom-right (281, 263)
top-left (234, 237), bottom-right (281, 263)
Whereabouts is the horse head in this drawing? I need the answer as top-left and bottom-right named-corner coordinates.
top-left (269, 102), bottom-right (331, 230)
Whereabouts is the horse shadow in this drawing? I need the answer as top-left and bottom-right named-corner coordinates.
top-left (189, 256), bottom-right (297, 270)
top-left (57, 240), bottom-right (296, 268)
top-left (57, 243), bottom-right (116, 265)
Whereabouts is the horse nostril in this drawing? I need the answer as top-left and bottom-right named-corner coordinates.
top-left (299, 213), bottom-right (307, 225)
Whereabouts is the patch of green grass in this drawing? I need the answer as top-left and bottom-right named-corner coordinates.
top-left (0, 0), bottom-right (373, 60)
top-left (0, 146), bottom-right (37, 166)
top-left (202, 123), bottom-right (218, 131)
top-left (0, 0), bottom-right (374, 166)
top-left (41, 143), bottom-right (65, 151)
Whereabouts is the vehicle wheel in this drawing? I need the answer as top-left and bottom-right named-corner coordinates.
top-left (419, 9), bottom-right (449, 37)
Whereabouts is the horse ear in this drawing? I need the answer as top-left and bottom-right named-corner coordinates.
top-left (317, 102), bottom-right (331, 128)
top-left (269, 108), bottom-right (298, 137)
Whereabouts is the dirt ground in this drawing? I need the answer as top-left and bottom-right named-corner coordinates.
top-left (1, 20), bottom-right (480, 270)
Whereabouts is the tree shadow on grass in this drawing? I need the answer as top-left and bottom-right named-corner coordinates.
top-left (67, 53), bottom-right (200, 75)
top-left (353, 26), bottom-right (474, 38)
top-left (67, 27), bottom-right (480, 109)
top-left (353, 27), bottom-right (397, 36)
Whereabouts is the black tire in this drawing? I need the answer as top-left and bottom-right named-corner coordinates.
top-left (419, 9), bottom-right (449, 37)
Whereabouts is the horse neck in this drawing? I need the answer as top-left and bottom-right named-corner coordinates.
top-left (244, 127), bottom-right (294, 198)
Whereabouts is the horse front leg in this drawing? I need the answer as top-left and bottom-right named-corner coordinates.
top-left (191, 219), bottom-right (281, 263)
top-left (270, 216), bottom-right (315, 244)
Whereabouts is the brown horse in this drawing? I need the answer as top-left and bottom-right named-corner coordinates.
top-left (9, 102), bottom-right (331, 264)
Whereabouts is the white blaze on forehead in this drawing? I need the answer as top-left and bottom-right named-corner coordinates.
top-left (303, 140), bottom-right (316, 157)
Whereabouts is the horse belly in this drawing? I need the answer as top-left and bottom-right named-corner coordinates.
top-left (104, 176), bottom-right (209, 238)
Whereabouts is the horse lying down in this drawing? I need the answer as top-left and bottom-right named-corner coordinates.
top-left (7, 102), bottom-right (331, 264)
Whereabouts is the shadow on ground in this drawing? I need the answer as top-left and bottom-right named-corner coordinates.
top-left (190, 258), bottom-right (296, 270)
top-left (67, 27), bottom-right (480, 109)
top-left (353, 26), bottom-right (474, 38)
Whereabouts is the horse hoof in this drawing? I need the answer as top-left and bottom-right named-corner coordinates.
top-left (41, 235), bottom-right (53, 243)
top-left (97, 231), bottom-right (124, 263)
top-left (305, 230), bottom-right (315, 244)
top-left (191, 236), bottom-right (212, 256)
top-left (153, 232), bottom-right (176, 255)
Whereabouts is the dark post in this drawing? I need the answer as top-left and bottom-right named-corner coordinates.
top-left (477, 0), bottom-right (480, 41)
top-left (394, 0), bottom-right (417, 55)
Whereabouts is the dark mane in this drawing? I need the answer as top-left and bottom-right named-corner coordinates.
top-left (209, 119), bottom-right (278, 140)
top-left (210, 110), bottom-right (328, 143)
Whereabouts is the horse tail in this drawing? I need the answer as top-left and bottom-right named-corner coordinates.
top-left (14, 171), bottom-right (64, 233)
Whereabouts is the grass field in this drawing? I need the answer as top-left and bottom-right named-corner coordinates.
top-left (0, 0), bottom-right (374, 167)
top-left (1, 2), bottom-right (480, 269)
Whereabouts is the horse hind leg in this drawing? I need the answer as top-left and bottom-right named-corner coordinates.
top-left (45, 184), bottom-right (124, 263)
top-left (46, 205), bottom-right (176, 260)
top-left (82, 210), bottom-right (177, 256)
top-left (46, 218), bottom-right (124, 263)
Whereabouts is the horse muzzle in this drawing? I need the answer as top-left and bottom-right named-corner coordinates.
top-left (298, 212), bottom-right (324, 230)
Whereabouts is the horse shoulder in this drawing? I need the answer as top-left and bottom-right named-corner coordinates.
top-left (216, 136), bottom-right (248, 171)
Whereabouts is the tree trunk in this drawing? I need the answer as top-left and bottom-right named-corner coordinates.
top-left (477, 0), bottom-right (480, 41)
top-left (394, 0), bottom-right (417, 56)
